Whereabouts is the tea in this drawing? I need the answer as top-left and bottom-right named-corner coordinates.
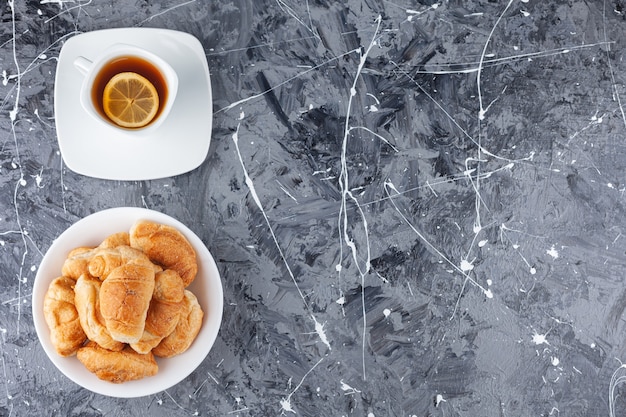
top-left (92, 55), bottom-right (168, 128)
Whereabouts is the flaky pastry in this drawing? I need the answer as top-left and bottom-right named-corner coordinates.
top-left (130, 270), bottom-right (185, 354)
top-left (74, 275), bottom-right (125, 352)
top-left (88, 245), bottom-right (159, 280)
top-left (152, 290), bottom-right (204, 358)
top-left (61, 247), bottom-right (95, 280)
top-left (77, 342), bottom-right (158, 383)
top-left (98, 232), bottom-right (130, 249)
top-left (129, 220), bottom-right (198, 287)
top-left (43, 276), bottom-right (87, 356)
top-left (99, 263), bottom-right (155, 344)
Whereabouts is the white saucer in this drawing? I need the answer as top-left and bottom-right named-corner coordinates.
top-left (55, 28), bottom-right (212, 181)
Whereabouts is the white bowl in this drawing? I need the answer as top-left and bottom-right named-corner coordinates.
top-left (32, 207), bottom-right (223, 397)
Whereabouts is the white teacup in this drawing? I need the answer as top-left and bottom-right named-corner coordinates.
top-left (74, 44), bottom-right (178, 133)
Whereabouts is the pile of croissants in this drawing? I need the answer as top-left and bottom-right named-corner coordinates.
top-left (43, 220), bottom-right (204, 383)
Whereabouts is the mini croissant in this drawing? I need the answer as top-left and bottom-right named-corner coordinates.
top-left (99, 263), bottom-right (156, 344)
top-left (129, 220), bottom-right (198, 287)
top-left (62, 232), bottom-right (130, 281)
top-left (97, 232), bottom-right (130, 249)
top-left (152, 290), bottom-right (203, 358)
top-left (130, 269), bottom-right (185, 354)
top-left (77, 342), bottom-right (158, 383)
top-left (88, 245), bottom-right (159, 280)
top-left (74, 275), bottom-right (124, 352)
top-left (43, 276), bottom-right (87, 357)
top-left (61, 247), bottom-right (95, 280)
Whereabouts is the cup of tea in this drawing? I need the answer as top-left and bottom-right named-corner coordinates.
top-left (74, 44), bottom-right (178, 133)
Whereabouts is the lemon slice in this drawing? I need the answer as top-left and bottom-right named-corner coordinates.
top-left (102, 72), bottom-right (159, 128)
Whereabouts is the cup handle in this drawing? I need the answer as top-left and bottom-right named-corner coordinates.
top-left (73, 56), bottom-right (92, 75)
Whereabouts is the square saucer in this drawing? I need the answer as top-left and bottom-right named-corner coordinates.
top-left (55, 28), bottom-right (212, 181)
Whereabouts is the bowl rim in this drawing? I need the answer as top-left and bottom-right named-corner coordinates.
top-left (32, 207), bottom-right (223, 397)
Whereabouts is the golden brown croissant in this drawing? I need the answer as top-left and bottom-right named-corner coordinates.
top-left (74, 275), bottom-right (124, 352)
top-left (129, 220), bottom-right (198, 287)
top-left (88, 245), bottom-right (158, 280)
top-left (98, 232), bottom-right (130, 249)
top-left (99, 263), bottom-right (155, 344)
top-left (152, 269), bottom-right (185, 303)
top-left (61, 247), bottom-right (95, 280)
top-left (76, 342), bottom-right (158, 383)
top-left (130, 270), bottom-right (185, 354)
top-left (43, 276), bottom-right (87, 357)
top-left (152, 290), bottom-right (203, 358)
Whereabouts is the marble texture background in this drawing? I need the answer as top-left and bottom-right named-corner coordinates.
top-left (2, 0), bottom-right (626, 415)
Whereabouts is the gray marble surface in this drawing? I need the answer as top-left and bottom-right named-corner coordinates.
top-left (2, 0), bottom-right (626, 415)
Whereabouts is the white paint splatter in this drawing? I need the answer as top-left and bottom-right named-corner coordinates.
top-left (312, 315), bottom-right (331, 351)
top-left (33, 168), bottom-right (44, 188)
top-left (340, 380), bottom-right (361, 394)
top-left (532, 331), bottom-right (549, 345)
top-left (337, 15), bottom-right (383, 382)
top-left (609, 363), bottom-right (626, 417)
top-left (435, 394), bottom-right (447, 406)
top-left (40, 0), bottom-right (69, 6)
top-left (547, 246), bottom-right (559, 259)
top-left (279, 398), bottom-right (296, 414)
top-left (280, 357), bottom-right (324, 413)
top-left (460, 259), bottom-right (474, 272)
top-left (551, 357), bottom-right (560, 366)
top-left (383, 308), bottom-right (391, 317)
